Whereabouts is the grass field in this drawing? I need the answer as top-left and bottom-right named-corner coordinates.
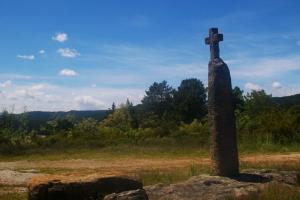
top-left (1, 144), bottom-right (300, 199)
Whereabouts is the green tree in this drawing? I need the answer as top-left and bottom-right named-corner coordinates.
top-left (174, 78), bottom-right (207, 123)
top-left (258, 107), bottom-right (300, 144)
top-left (244, 90), bottom-right (273, 116)
top-left (111, 102), bottom-right (116, 112)
top-left (141, 80), bottom-right (175, 118)
top-left (232, 86), bottom-right (244, 111)
top-left (72, 118), bottom-right (99, 137)
top-left (41, 116), bottom-right (75, 135)
top-left (100, 101), bottom-right (138, 132)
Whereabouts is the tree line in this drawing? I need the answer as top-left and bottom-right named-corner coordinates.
top-left (0, 78), bottom-right (300, 154)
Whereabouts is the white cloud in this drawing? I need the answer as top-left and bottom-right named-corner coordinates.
top-left (0, 82), bottom-right (145, 113)
top-left (9, 89), bottom-right (35, 99)
top-left (39, 49), bottom-right (45, 54)
top-left (0, 80), bottom-right (12, 88)
top-left (231, 55), bottom-right (300, 78)
top-left (30, 84), bottom-right (49, 91)
top-left (59, 69), bottom-right (77, 77)
top-left (57, 48), bottom-right (80, 58)
top-left (272, 81), bottom-right (282, 89)
top-left (17, 55), bottom-right (35, 60)
top-left (6, 84), bottom-right (49, 100)
top-left (244, 82), bottom-right (262, 91)
top-left (74, 96), bottom-right (105, 110)
top-left (52, 33), bottom-right (68, 42)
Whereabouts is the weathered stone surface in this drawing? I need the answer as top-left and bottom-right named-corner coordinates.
top-left (206, 28), bottom-right (239, 177)
top-left (28, 176), bottom-right (143, 200)
top-left (144, 170), bottom-right (298, 200)
top-left (104, 189), bottom-right (149, 200)
top-left (0, 169), bottom-right (41, 186)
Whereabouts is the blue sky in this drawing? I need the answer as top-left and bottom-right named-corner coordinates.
top-left (0, 0), bottom-right (300, 112)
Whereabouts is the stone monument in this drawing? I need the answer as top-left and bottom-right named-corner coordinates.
top-left (205, 28), bottom-right (239, 177)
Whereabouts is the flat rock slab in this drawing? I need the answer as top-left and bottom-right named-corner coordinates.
top-left (104, 189), bottom-right (149, 200)
top-left (0, 169), bottom-right (41, 186)
top-left (28, 176), bottom-right (143, 200)
top-left (144, 170), bottom-right (299, 200)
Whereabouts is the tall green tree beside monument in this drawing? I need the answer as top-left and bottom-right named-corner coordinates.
top-left (141, 80), bottom-right (175, 118)
top-left (174, 78), bottom-right (207, 123)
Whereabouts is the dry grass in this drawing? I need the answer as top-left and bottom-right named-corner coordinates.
top-left (2, 147), bottom-right (300, 200)
top-left (0, 193), bottom-right (27, 200)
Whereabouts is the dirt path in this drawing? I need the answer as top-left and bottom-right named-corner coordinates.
top-left (241, 153), bottom-right (300, 163)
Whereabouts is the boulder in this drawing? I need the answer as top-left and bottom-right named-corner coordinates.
top-left (104, 189), bottom-right (148, 200)
top-left (144, 170), bottom-right (299, 200)
top-left (28, 176), bottom-right (143, 200)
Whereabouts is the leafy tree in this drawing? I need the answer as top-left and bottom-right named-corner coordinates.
top-left (100, 101), bottom-right (138, 132)
top-left (141, 80), bottom-right (175, 118)
top-left (258, 107), bottom-right (299, 144)
top-left (177, 119), bottom-right (209, 143)
top-left (72, 118), bottom-right (99, 137)
top-left (126, 99), bottom-right (139, 128)
top-left (41, 116), bottom-right (75, 135)
top-left (174, 78), bottom-right (207, 123)
top-left (232, 86), bottom-right (244, 111)
top-left (0, 110), bottom-right (29, 135)
top-left (244, 90), bottom-right (273, 116)
top-left (111, 102), bottom-right (116, 112)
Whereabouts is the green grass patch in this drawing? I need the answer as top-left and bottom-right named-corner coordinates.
top-left (137, 163), bottom-right (210, 186)
top-left (0, 144), bottom-right (210, 162)
top-left (0, 192), bottom-right (27, 200)
top-left (3, 139), bottom-right (300, 162)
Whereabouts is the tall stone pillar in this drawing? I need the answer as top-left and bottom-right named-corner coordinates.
top-left (205, 28), bottom-right (239, 177)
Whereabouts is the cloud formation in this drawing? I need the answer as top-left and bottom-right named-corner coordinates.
top-left (52, 33), bottom-right (68, 42)
top-left (74, 96), bottom-right (105, 110)
top-left (0, 80), bottom-right (12, 88)
top-left (6, 84), bottom-right (49, 100)
top-left (231, 55), bottom-right (300, 79)
top-left (17, 55), bottom-right (35, 60)
top-left (57, 48), bottom-right (80, 58)
top-left (0, 82), bottom-right (145, 113)
top-left (272, 81), bottom-right (282, 89)
top-left (59, 69), bottom-right (77, 77)
top-left (244, 82), bottom-right (262, 91)
top-left (39, 49), bottom-right (45, 54)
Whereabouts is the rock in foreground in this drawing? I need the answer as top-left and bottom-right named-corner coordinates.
top-left (28, 170), bottom-right (299, 200)
top-left (28, 176), bottom-right (143, 200)
top-left (144, 170), bottom-right (298, 200)
top-left (104, 189), bottom-right (149, 200)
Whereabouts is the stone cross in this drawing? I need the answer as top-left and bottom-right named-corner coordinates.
top-left (205, 28), bottom-right (239, 177)
top-left (205, 28), bottom-right (223, 60)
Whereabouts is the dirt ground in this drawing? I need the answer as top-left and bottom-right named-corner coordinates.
top-left (1, 153), bottom-right (300, 195)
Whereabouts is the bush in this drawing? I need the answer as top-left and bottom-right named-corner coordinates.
top-left (174, 119), bottom-right (209, 144)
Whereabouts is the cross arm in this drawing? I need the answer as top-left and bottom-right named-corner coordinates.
top-left (205, 37), bottom-right (210, 45)
top-left (214, 34), bottom-right (223, 42)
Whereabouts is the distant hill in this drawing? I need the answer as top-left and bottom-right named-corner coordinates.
top-left (25, 110), bottom-right (109, 121)
top-left (21, 110), bottom-right (109, 130)
top-left (272, 94), bottom-right (300, 108)
top-left (12, 93), bottom-right (299, 131)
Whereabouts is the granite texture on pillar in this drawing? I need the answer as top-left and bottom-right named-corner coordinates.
top-left (205, 28), bottom-right (239, 177)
